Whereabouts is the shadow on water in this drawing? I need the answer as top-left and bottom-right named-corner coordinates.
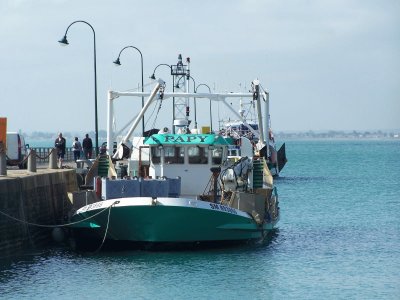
top-left (73, 228), bottom-right (281, 256)
top-left (71, 230), bottom-right (282, 273)
top-left (0, 227), bottom-right (281, 278)
top-left (0, 230), bottom-right (281, 287)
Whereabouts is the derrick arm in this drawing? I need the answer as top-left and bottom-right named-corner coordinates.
top-left (110, 79), bottom-right (164, 160)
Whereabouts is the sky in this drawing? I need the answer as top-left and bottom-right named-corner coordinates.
top-left (1, 0), bottom-right (399, 136)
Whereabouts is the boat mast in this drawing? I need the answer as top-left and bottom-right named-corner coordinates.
top-left (171, 54), bottom-right (190, 133)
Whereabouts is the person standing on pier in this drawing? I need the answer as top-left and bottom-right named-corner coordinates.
top-left (82, 133), bottom-right (93, 159)
top-left (54, 132), bottom-right (66, 168)
top-left (72, 137), bottom-right (82, 162)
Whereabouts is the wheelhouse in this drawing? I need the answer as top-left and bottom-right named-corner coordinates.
top-left (144, 134), bottom-right (230, 196)
top-left (145, 134), bottom-right (227, 166)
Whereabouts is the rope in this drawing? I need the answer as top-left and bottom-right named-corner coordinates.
top-left (220, 156), bottom-right (250, 191)
top-left (148, 98), bottom-right (163, 131)
top-left (0, 199), bottom-right (120, 254)
top-left (5, 151), bottom-right (30, 165)
top-left (93, 203), bottom-right (114, 253)
top-left (144, 98), bottom-right (161, 131)
top-left (3, 148), bottom-right (55, 165)
top-left (120, 80), bottom-right (157, 93)
top-left (0, 200), bottom-right (119, 228)
top-left (34, 148), bottom-right (55, 160)
top-left (145, 82), bottom-right (166, 131)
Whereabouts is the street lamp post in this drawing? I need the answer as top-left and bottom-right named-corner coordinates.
top-left (176, 75), bottom-right (196, 90)
top-left (149, 63), bottom-right (172, 80)
top-left (113, 46), bottom-right (144, 135)
top-left (196, 83), bottom-right (213, 132)
top-left (58, 20), bottom-right (99, 156)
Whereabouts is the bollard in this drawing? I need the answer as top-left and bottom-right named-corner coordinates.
top-left (0, 149), bottom-right (6, 176)
top-left (49, 148), bottom-right (58, 169)
top-left (27, 149), bottom-right (37, 172)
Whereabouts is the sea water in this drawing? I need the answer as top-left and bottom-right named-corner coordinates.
top-left (0, 140), bottom-right (399, 299)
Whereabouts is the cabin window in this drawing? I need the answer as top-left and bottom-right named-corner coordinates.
top-left (211, 147), bottom-right (223, 165)
top-left (151, 147), bottom-right (161, 164)
top-left (188, 146), bottom-right (208, 164)
top-left (150, 146), bottom-right (184, 164)
top-left (164, 146), bottom-right (184, 164)
top-left (228, 148), bottom-right (240, 157)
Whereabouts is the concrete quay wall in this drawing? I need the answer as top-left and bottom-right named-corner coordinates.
top-left (0, 169), bottom-right (77, 257)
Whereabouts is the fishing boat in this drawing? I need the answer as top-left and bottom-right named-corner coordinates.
top-left (69, 55), bottom-right (280, 250)
top-left (219, 98), bottom-right (287, 176)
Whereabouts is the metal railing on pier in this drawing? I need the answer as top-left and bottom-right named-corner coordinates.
top-left (30, 147), bottom-right (94, 162)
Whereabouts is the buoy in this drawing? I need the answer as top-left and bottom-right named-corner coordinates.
top-left (52, 227), bottom-right (65, 243)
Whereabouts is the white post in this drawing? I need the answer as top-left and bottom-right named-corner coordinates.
top-left (49, 148), bottom-right (58, 169)
top-left (27, 149), bottom-right (37, 172)
top-left (264, 91), bottom-right (270, 158)
top-left (160, 147), bottom-right (164, 178)
top-left (107, 90), bottom-right (114, 156)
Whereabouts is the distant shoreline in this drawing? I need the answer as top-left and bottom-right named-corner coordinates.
top-left (21, 129), bottom-right (400, 146)
top-left (275, 137), bottom-right (399, 141)
top-left (274, 130), bottom-right (399, 140)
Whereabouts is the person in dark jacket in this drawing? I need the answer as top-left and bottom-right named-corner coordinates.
top-left (54, 132), bottom-right (66, 168)
top-left (82, 133), bottom-right (93, 159)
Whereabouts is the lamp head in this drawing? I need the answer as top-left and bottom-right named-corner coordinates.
top-left (58, 35), bottom-right (69, 46)
top-left (113, 58), bottom-right (121, 66)
top-left (175, 83), bottom-right (180, 89)
top-left (150, 73), bottom-right (156, 80)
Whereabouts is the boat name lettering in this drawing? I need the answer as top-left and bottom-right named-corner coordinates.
top-left (163, 135), bottom-right (207, 143)
top-left (86, 202), bottom-right (103, 211)
top-left (209, 203), bottom-right (237, 215)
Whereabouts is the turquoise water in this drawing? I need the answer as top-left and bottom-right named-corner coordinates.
top-left (1, 140), bottom-right (399, 299)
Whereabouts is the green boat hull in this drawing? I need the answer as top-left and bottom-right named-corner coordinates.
top-left (70, 197), bottom-right (278, 248)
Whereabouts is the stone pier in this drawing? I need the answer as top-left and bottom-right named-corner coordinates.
top-left (0, 169), bottom-right (77, 258)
